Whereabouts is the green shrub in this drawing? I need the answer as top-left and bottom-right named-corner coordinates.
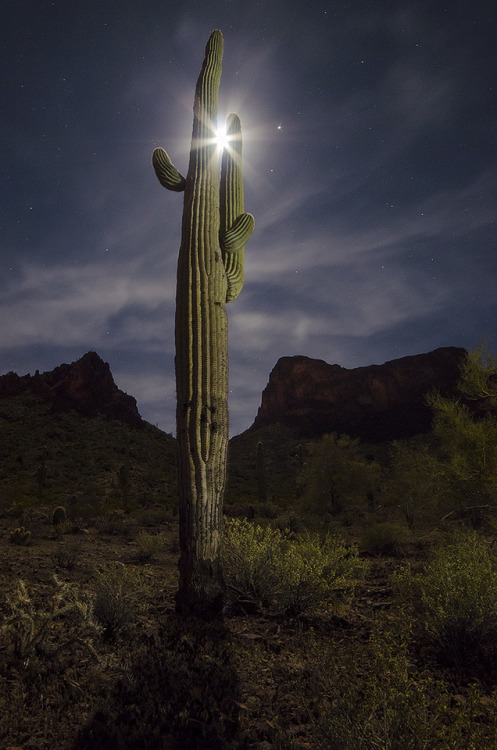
top-left (222, 519), bottom-right (281, 606)
top-left (134, 530), bottom-right (167, 562)
top-left (393, 529), bottom-right (497, 670)
top-left (51, 541), bottom-right (81, 570)
top-left (276, 532), bottom-right (360, 616)
top-left (385, 441), bottom-right (445, 527)
top-left (223, 518), bottom-right (360, 616)
top-left (360, 522), bottom-right (407, 557)
top-left (298, 433), bottom-right (381, 517)
top-left (92, 564), bottom-right (142, 639)
top-left (294, 625), bottom-right (491, 750)
top-left (97, 515), bottom-right (134, 538)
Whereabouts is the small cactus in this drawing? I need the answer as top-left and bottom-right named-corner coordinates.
top-left (52, 506), bottom-right (66, 526)
top-left (10, 526), bottom-right (32, 546)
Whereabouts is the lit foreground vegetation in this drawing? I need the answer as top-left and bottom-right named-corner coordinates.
top-left (2, 514), bottom-right (497, 748)
top-left (2, 347), bottom-right (497, 747)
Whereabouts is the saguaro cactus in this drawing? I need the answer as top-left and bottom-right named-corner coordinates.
top-left (153, 30), bottom-right (254, 615)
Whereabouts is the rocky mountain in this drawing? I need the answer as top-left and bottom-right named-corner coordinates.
top-left (0, 351), bottom-right (143, 428)
top-left (0, 352), bottom-right (177, 511)
top-left (251, 347), bottom-right (467, 442)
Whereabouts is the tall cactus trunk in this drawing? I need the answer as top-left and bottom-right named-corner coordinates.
top-left (152, 30), bottom-right (254, 616)
top-left (175, 31), bottom-right (227, 615)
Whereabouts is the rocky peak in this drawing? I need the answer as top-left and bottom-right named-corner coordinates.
top-left (0, 351), bottom-right (143, 428)
top-left (252, 347), bottom-right (467, 442)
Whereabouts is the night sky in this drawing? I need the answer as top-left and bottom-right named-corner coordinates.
top-left (2, 1), bottom-right (496, 435)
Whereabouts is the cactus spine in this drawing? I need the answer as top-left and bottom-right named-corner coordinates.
top-left (153, 30), bottom-right (254, 615)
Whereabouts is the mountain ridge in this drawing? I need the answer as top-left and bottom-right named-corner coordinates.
top-left (0, 351), bottom-right (143, 428)
top-left (249, 346), bottom-right (467, 442)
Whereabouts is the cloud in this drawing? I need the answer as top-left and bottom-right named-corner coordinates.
top-left (384, 59), bottom-right (457, 133)
top-left (116, 367), bottom-right (176, 431)
top-left (0, 256), bottom-right (175, 351)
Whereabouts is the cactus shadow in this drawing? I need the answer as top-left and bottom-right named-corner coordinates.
top-left (74, 614), bottom-right (241, 750)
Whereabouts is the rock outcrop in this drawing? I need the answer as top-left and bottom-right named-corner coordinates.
top-left (252, 347), bottom-right (467, 442)
top-left (0, 351), bottom-right (143, 428)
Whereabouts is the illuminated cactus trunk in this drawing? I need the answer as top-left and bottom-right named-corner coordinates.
top-left (152, 30), bottom-right (254, 615)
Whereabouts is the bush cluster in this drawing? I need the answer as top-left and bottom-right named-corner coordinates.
top-left (51, 541), bottom-right (81, 570)
top-left (222, 518), bottom-right (360, 616)
top-left (394, 529), bottom-right (497, 670)
top-left (360, 522), bottom-right (407, 557)
top-left (291, 625), bottom-right (490, 750)
top-left (92, 564), bottom-right (142, 639)
top-left (134, 530), bottom-right (167, 562)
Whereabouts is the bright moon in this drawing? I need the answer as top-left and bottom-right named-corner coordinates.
top-left (214, 125), bottom-right (230, 151)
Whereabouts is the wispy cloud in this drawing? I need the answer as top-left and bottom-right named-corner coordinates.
top-left (1, 257), bottom-right (175, 350)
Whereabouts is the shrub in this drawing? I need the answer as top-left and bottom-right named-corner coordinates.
top-left (385, 441), bottom-right (446, 527)
top-left (298, 433), bottom-right (381, 517)
top-left (51, 541), bottom-right (81, 570)
top-left (135, 530), bottom-right (167, 562)
top-left (92, 564), bottom-right (142, 639)
top-left (294, 625), bottom-right (491, 750)
top-left (1, 578), bottom-right (98, 668)
top-left (223, 518), bottom-right (360, 616)
top-left (360, 522), bottom-right (407, 557)
top-left (275, 531), bottom-right (360, 616)
top-left (393, 529), bottom-right (497, 670)
top-left (222, 519), bottom-right (281, 606)
top-left (97, 516), bottom-right (134, 537)
top-left (75, 618), bottom-right (240, 749)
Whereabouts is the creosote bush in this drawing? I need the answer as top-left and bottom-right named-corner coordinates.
top-left (291, 624), bottom-right (491, 750)
top-left (393, 529), bottom-right (497, 671)
top-left (223, 518), bottom-right (360, 616)
top-left (92, 564), bottom-right (142, 639)
top-left (135, 530), bottom-right (167, 562)
top-left (51, 540), bottom-right (81, 570)
top-left (360, 521), bottom-right (408, 557)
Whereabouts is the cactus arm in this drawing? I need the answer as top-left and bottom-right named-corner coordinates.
top-left (222, 212), bottom-right (255, 252)
top-left (219, 113), bottom-right (254, 302)
top-left (152, 148), bottom-right (186, 191)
